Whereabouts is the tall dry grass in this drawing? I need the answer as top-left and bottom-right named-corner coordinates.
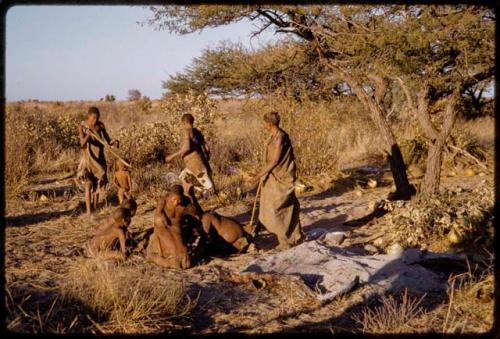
top-left (62, 258), bottom-right (194, 333)
top-left (6, 258), bottom-right (193, 333)
top-left (351, 253), bottom-right (494, 334)
top-left (5, 94), bottom-right (493, 200)
top-left (352, 289), bottom-right (427, 333)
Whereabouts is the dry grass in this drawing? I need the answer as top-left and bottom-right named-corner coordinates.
top-left (7, 95), bottom-right (492, 201)
top-left (437, 253), bottom-right (495, 333)
top-left (352, 289), bottom-right (427, 334)
top-left (4, 97), bottom-right (495, 334)
top-left (351, 252), bottom-right (494, 334)
top-left (62, 258), bottom-right (194, 333)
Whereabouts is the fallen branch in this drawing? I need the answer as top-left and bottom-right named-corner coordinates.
top-left (446, 144), bottom-right (488, 171)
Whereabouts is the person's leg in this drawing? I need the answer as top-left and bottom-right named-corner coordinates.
top-left (84, 181), bottom-right (93, 220)
top-left (93, 186), bottom-right (100, 210)
top-left (118, 188), bottom-right (124, 204)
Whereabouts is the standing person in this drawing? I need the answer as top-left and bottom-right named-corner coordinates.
top-left (77, 106), bottom-right (119, 221)
top-left (113, 158), bottom-right (132, 204)
top-left (249, 112), bottom-right (304, 250)
top-left (165, 113), bottom-right (216, 197)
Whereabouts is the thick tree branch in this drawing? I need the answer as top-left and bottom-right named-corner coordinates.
top-left (441, 88), bottom-right (460, 140)
top-left (396, 77), bottom-right (440, 141)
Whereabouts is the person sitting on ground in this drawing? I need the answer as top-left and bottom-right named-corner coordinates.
top-left (201, 212), bottom-right (252, 253)
top-left (165, 113), bottom-right (216, 198)
top-left (146, 186), bottom-right (194, 269)
top-left (94, 198), bottom-right (137, 235)
top-left (87, 207), bottom-right (131, 260)
top-left (113, 158), bottom-right (132, 204)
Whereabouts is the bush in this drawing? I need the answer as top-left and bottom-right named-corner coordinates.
top-left (115, 122), bottom-right (175, 167)
top-left (127, 89), bottom-right (142, 101)
top-left (381, 184), bottom-right (493, 249)
top-left (4, 105), bottom-right (83, 197)
top-left (105, 95), bottom-right (116, 102)
top-left (136, 96), bottom-right (153, 114)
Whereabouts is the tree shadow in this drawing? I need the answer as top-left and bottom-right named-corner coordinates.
top-left (342, 206), bottom-right (388, 228)
top-left (34, 172), bottom-right (75, 186)
top-left (187, 281), bottom-right (258, 333)
top-left (301, 165), bottom-right (393, 203)
top-left (300, 202), bottom-right (348, 215)
top-left (228, 247), bottom-right (469, 333)
top-left (6, 284), bottom-right (101, 333)
top-left (5, 202), bottom-right (86, 228)
top-left (19, 184), bottom-right (79, 201)
top-left (303, 213), bottom-right (349, 232)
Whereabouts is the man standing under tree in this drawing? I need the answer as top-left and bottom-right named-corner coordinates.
top-left (77, 106), bottom-right (119, 221)
top-left (249, 112), bottom-right (304, 250)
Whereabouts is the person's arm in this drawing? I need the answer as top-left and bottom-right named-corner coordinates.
top-left (100, 123), bottom-right (119, 148)
top-left (184, 187), bottom-right (204, 218)
top-left (127, 172), bottom-right (132, 193)
top-left (201, 214), bottom-right (213, 235)
top-left (79, 123), bottom-right (91, 148)
top-left (251, 134), bottom-right (283, 185)
top-left (115, 228), bottom-right (127, 253)
top-left (113, 174), bottom-right (119, 188)
top-left (199, 132), bottom-right (210, 160)
top-left (166, 129), bottom-right (190, 163)
top-left (154, 198), bottom-right (169, 228)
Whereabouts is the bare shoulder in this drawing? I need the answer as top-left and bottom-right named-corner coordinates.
top-left (155, 197), bottom-right (167, 213)
top-left (271, 130), bottom-right (285, 146)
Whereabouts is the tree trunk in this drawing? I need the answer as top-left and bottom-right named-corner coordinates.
top-left (387, 144), bottom-right (416, 199)
top-left (421, 140), bottom-right (445, 195)
top-left (336, 69), bottom-right (415, 200)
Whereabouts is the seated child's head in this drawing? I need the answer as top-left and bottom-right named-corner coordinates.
top-left (120, 198), bottom-right (137, 217)
top-left (168, 185), bottom-right (184, 207)
top-left (113, 207), bottom-right (131, 226)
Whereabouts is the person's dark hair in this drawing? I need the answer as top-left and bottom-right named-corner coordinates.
top-left (88, 106), bottom-right (100, 117)
top-left (112, 207), bottom-right (131, 222)
top-left (169, 184), bottom-right (184, 197)
top-left (263, 111), bottom-right (280, 126)
top-left (120, 198), bottom-right (137, 212)
top-left (181, 113), bottom-right (194, 125)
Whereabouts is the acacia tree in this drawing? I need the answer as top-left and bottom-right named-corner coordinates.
top-left (385, 6), bottom-right (494, 194)
top-left (128, 89), bottom-right (142, 101)
top-left (164, 40), bottom-right (349, 100)
top-left (148, 4), bottom-right (493, 197)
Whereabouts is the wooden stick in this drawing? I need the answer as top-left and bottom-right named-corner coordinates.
top-left (446, 144), bottom-right (488, 171)
top-left (248, 180), bottom-right (262, 230)
top-left (82, 123), bottom-right (132, 168)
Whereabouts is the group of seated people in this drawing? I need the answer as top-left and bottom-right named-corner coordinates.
top-left (86, 182), bottom-right (252, 269)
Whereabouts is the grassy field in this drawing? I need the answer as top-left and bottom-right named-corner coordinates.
top-left (4, 96), bottom-right (495, 334)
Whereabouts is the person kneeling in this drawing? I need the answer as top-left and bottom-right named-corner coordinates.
top-left (201, 212), bottom-right (252, 253)
top-left (146, 187), bottom-right (192, 269)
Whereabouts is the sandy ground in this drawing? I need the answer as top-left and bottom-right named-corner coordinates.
top-left (5, 166), bottom-right (493, 333)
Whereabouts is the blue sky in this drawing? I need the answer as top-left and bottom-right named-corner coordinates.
top-left (6, 5), bottom-right (276, 101)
